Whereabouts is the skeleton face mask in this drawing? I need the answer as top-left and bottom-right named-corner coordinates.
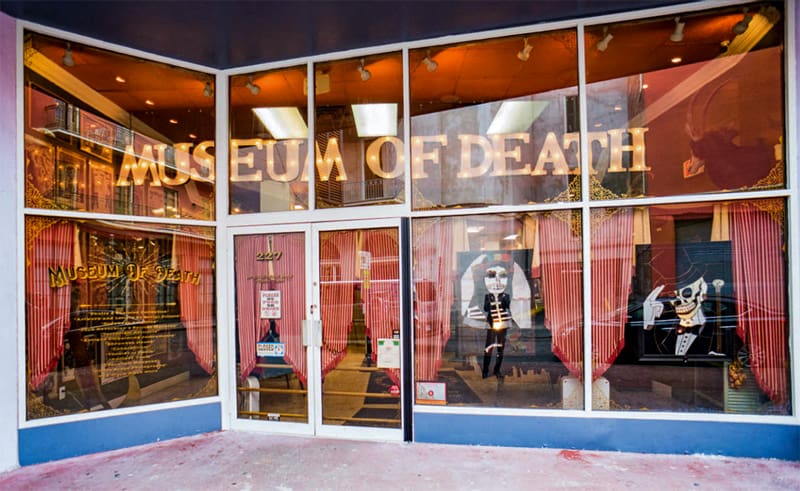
top-left (484, 266), bottom-right (508, 295)
top-left (672, 276), bottom-right (707, 330)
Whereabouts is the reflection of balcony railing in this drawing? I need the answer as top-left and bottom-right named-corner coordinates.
top-left (317, 178), bottom-right (403, 206)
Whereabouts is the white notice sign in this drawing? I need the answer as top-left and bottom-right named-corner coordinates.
top-left (257, 342), bottom-right (285, 357)
top-left (260, 290), bottom-right (281, 319)
top-left (376, 338), bottom-right (400, 368)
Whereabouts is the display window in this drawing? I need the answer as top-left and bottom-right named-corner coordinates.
top-left (25, 217), bottom-right (217, 420)
top-left (313, 53), bottom-right (405, 209)
top-left (229, 66), bottom-right (310, 213)
top-left (23, 32), bottom-right (216, 220)
top-left (412, 212), bottom-right (585, 409)
top-left (584, 2), bottom-right (784, 199)
top-left (594, 199), bottom-right (790, 414)
top-left (409, 29), bottom-right (580, 209)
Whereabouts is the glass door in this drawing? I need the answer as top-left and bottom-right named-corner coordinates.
top-left (312, 220), bottom-right (403, 440)
top-left (231, 219), bottom-right (404, 441)
top-left (232, 225), bottom-right (315, 433)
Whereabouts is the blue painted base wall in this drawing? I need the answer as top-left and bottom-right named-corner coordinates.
top-left (414, 412), bottom-right (800, 460)
top-left (19, 402), bottom-right (221, 466)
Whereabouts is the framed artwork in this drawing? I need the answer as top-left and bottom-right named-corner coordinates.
top-left (89, 161), bottom-right (115, 213)
top-left (56, 147), bottom-right (87, 210)
top-left (24, 133), bottom-right (56, 204)
top-left (79, 110), bottom-right (115, 162)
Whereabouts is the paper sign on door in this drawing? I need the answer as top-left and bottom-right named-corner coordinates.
top-left (260, 290), bottom-right (281, 319)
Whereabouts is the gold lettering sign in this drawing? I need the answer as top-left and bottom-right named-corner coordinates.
top-left (113, 127), bottom-right (648, 188)
top-left (48, 264), bottom-right (201, 288)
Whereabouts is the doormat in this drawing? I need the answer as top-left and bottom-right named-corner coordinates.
top-left (365, 370), bottom-right (481, 405)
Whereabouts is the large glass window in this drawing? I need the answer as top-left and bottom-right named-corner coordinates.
top-left (585, 3), bottom-right (784, 199)
top-left (593, 199), bottom-right (790, 414)
top-left (412, 2), bottom-right (790, 416)
top-left (229, 67), bottom-right (309, 213)
top-left (409, 30), bottom-right (580, 209)
top-left (412, 212), bottom-right (584, 410)
top-left (314, 53), bottom-right (404, 208)
top-left (24, 32), bottom-right (216, 220)
top-left (25, 217), bottom-right (216, 419)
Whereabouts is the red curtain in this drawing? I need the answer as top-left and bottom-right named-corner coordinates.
top-left (540, 212), bottom-right (583, 378)
top-left (730, 201), bottom-right (788, 405)
top-left (235, 233), bottom-right (307, 384)
top-left (174, 233), bottom-right (215, 374)
top-left (413, 219), bottom-right (454, 381)
top-left (590, 209), bottom-right (634, 380)
top-left (540, 210), bottom-right (634, 381)
top-left (361, 229), bottom-right (400, 385)
top-left (26, 220), bottom-right (74, 390)
top-left (319, 231), bottom-right (357, 379)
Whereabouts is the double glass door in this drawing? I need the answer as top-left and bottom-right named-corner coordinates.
top-left (231, 219), bottom-right (403, 440)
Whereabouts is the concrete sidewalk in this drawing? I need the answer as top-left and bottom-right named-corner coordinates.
top-left (1, 431), bottom-right (798, 490)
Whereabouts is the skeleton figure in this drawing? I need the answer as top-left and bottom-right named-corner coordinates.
top-left (481, 265), bottom-right (511, 378)
top-left (642, 277), bottom-right (714, 357)
top-left (671, 277), bottom-right (708, 356)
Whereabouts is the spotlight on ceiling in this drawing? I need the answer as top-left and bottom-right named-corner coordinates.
top-left (422, 50), bottom-right (438, 72)
top-left (733, 8), bottom-right (752, 35)
top-left (517, 37), bottom-right (533, 61)
top-left (670, 16), bottom-right (685, 42)
top-left (62, 43), bottom-right (75, 67)
top-left (596, 27), bottom-right (613, 52)
top-left (358, 59), bottom-right (371, 81)
top-left (203, 81), bottom-right (213, 98)
top-left (246, 76), bottom-right (260, 95)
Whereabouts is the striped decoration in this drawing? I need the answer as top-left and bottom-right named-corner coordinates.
top-left (730, 201), bottom-right (788, 405)
top-left (26, 220), bottom-right (73, 390)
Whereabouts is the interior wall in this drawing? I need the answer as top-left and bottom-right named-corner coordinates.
top-left (0, 11), bottom-right (20, 472)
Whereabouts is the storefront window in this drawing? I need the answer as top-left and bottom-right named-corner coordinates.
top-left (584, 2), bottom-right (784, 199)
top-left (230, 67), bottom-right (309, 213)
top-left (592, 199), bottom-right (790, 414)
top-left (25, 217), bottom-right (217, 420)
top-left (24, 32), bottom-right (216, 220)
top-left (410, 30), bottom-right (580, 210)
top-left (412, 212), bottom-right (584, 409)
top-left (313, 53), bottom-right (404, 208)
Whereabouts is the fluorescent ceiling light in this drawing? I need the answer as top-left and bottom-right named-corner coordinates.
top-left (252, 107), bottom-right (308, 139)
top-left (487, 100), bottom-right (549, 135)
top-left (466, 226), bottom-right (485, 234)
top-left (351, 103), bottom-right (397, 137)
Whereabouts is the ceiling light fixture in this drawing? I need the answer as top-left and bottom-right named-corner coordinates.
top-left (62, 43), bottom-right (75, 67)
top-left (671, 56), bottom-right (683, 64)
top-left (115, 75), bottom-right (126, 83)
top-left (487, 100), bottom-right (549, 135)
top-left (169, 119), bottom-right (178, 124)
top-left (517, 37), bottom-right (533, 61)
top-left (422, 50), bottom-right (438, 72)
top-left (358, 59), bottom-right (371, 81)
top-left (145, 99), bottom-right (155, 106)
top-left (246, 76), bottom-right (260, 95)
top-left (203, 81), bottom-right (213, 98)
top-left (252, 107), bottom-right (308, 139)
top-left (670, 16), bottom-right (685, 42)
top-left (733, 8), bottom-right (752, 35)
top-left (352, 103), bottom-right (398, 137)
top-left (596, 27), bottom-right (613, 52)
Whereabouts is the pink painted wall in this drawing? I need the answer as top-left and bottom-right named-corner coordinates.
top-left (0, 11), bottom-right (20, 471)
